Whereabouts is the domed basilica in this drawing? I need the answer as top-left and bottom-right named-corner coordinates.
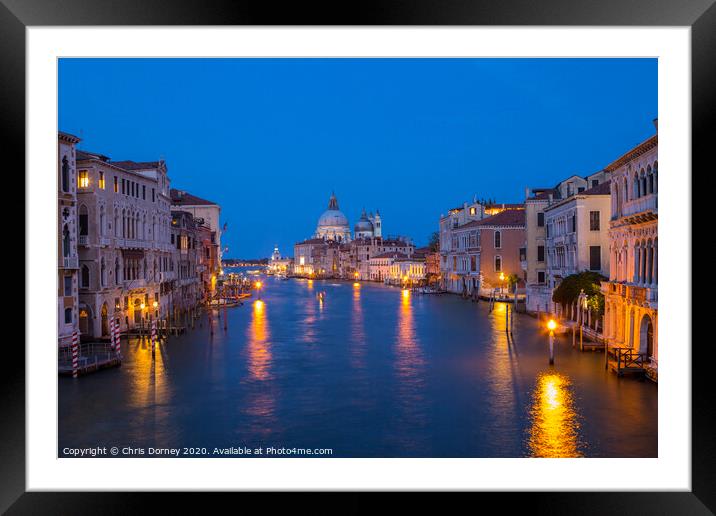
top-left (314, 192), bottom-right (382, 242)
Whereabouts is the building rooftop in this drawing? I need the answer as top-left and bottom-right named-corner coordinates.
top-left (76, 149), bottom-right (111, 162)
top-left (111, 160), bottom-right (163, 171)
top-left (580, 180), bottom-right (611, 196)
top-left (170, 188), bottom-right (218, 206)
top-left (460, 209), bottom-right (526, 228)
top-left (58, 131), bottom-right (81, 144)
top-left (295, 238), bottom-right (327, 246)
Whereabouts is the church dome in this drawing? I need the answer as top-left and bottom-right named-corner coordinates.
top-left (318, 209), bottom-right (349, 228)
top-left (354, 209), bottom-right (374, 233)
top-left (315, 192), bottom-right (351, 242)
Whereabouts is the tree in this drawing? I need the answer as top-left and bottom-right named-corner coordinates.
top-left (427, 231), bottom-right (440, 252)
top-left (506, 273), bottom-right (520, 293)
top-left (552, 271), bottom-right (607, 316)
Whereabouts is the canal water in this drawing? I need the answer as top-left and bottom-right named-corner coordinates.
top-left (59, 276), bottom-right (657, 458)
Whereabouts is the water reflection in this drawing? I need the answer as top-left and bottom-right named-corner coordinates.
top-left (483, 302), bottom-right (521, 450)
top-left (527, 372), bottom-right (582, 457)
top-left (393, 289), bottom-right (426, 451)
top-left (350, 285), bottom-right (365, 368)
top-left (129, 336), bottom-right (169, 409)
top-left (246, 300), bottom-right (271, 381)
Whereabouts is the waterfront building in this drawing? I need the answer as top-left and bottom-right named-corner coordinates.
top-left (462, 209), bottom-right (526, 294)
top-left (368, 252), bottom-right (400, 282)
top-left (170, 188), bottom-right (224, 264)
top-left (169, 210), bottom-right (202, 313)
top-left (389, 254), bottom-right (427, 285)
top-left (74, 151), bottom-right (173, 338)
top-left (543, 181), bottom-right (611, 288)
top-left (601, 127), bottom-right (658, 380)
top-left (524, 171), bottom-right (612, 313)
top-left (439, 199), bottom-right (486, 293)
top-left (58, 131), bottom-right (82, 347)
top-left (196, 222), bottom-right (219, 297)
top-left (424, 249), bottom-right (441, 286)
top-left (268, 245), bottom-right (292, 275)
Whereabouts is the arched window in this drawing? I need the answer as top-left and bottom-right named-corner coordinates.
top-left (494, 255), bottom-right (502, 272)
top-left (653, 161), bottom-right (658, 193)
top-left (494, 230), bottom-right (502, 249)
top-left (78, 204), bottom-right (89, 236)
top-left (115, 258), bottom-right (121, 284)
top-left (647, 165), bottom-right (654, 194)
top-left (81, 264), bottom-right (90, 288)
top-left (61, 156), bottom-right (69, 192)
top-left (633, 173), bottom-right (640, 199)
top-left (100, 257), bottom-right (106, 287)
top-left (64, 307), bottom-right (73, 324)
top-left (62, 224), bottom-right (70, 257)
top-left (122, 209), bottom-right (126, 237)
top-left (114, 208), bottom-right (119, 237)
top-left (640, 169), bottom-right (647, 197)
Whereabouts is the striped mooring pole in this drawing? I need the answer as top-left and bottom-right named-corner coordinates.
top-left (114, 318), bottom-right (121, 357)
top-left (110, 317), bottom-right (116, 352)
top-left (151, 319), bottom-right (157, 355)
top-left (71, 330), bottom-right (79, 378)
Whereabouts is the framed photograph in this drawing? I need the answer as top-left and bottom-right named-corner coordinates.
top-left (6, 0), bottom-right (711, 511)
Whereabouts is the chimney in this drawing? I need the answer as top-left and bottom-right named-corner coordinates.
top-left (653, 118), bottom-right (658, 132)
top-left (525, 187), bottom-right (530, 199)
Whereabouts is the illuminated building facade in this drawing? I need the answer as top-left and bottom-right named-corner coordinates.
top-left (601, 126), bottom-right (658, 381)
top-left (74, 151), bottom-right (173, 339)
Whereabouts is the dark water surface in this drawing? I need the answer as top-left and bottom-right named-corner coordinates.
top-left (59, 277), bottom-right (657, 457)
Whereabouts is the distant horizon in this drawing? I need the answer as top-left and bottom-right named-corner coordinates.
top-left (59, 58), bottom-right (657, 257)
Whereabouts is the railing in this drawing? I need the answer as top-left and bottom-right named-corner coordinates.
top-left (622, 194), bottom-right (657, 217)
top-left (117, 238), bottom-right (151, 249)
top-left (78, 235), bottom-right (89, 246)
top-left (61, 256), bottom-right (79, 268)
top-left (612, 347), bottom-right (647, 370)
top-left (100, 236), bottom-right (112, 246)
top-left (58, 341), bottom-right (118, 367)
top-left (125, 278), bottom-right (146, 289)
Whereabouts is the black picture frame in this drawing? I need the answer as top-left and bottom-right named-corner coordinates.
top-left (4, 0), bottom-right (710, 512)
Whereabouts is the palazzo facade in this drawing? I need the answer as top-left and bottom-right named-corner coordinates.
top-left (601, 127), bottom-right (658, 380)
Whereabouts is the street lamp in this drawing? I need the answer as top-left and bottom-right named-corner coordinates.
top-left (499, 272), bottom-right (505, 296)
top-left (547, 318), bottom-right (557, 365)
top-left (140, 302), bottom-right (146, 337)
top-left (255, 280), bottom-right (262, 300)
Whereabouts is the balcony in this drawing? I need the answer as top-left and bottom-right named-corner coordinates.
top-left (117, 238), bottom-right (151, 250)
top-left (622, 194), bottom-right (657, 218)
top-left (60, 256), bottom-right (79, 269)
top-left (603, 281), bottom-right (657, 303)
top-left (78, 235), bottom-right (89, 246)
top-left (124, 278), bottom-right (146, 289)
top-left (100, 236), bottom-right (112, 247)
top-left (626, 284), bottom-right (658, 303)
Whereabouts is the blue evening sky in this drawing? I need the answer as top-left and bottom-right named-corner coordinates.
top-left (59, 58), bottom-right (657, 258)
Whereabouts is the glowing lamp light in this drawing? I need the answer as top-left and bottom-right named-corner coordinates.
top-left (255, 281), bottom-right (262, 289)
top-left (402, 289), bottom-right (410, 298)
top-left (547, 319), bottom-right (557, 332)
top-left (499, 272), bottom-right (505, 281)
top-left (140, 302), bottom-right (146, 310)
top-left (152, 301), bottom-right (158, 308)
top-left (353, 282), bottom-right (360, 287)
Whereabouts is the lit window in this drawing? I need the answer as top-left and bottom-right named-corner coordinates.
top-left (78, 170), bottom-right (89, 188)
top-left (114, 176), bottom-right (118, 193)
top-left (99, 171), bottom-right (105, 189)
